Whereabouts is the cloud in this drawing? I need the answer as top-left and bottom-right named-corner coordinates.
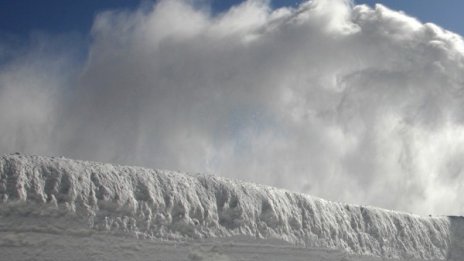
top-left (1, 0), bottom-right (464, 215)
top-left (0, 33), bottom-right (82, 155)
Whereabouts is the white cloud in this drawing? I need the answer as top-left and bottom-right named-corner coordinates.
top-left (1, 0), bottom-right (464, 215)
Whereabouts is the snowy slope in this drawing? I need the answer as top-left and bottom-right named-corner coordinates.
top-left (0, 154), bottom-right (462, 260)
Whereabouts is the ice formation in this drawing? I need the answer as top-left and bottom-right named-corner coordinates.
top-left (0, 154), bottom-right (463, 260)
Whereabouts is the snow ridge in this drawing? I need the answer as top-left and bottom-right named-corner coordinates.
top-left (0, 154), bottom-right (462, 260)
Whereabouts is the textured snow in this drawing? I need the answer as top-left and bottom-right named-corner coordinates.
top-left (0, 154), bottom-right (463, 260)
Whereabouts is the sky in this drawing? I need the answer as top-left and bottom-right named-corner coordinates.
top-left (0, 0), bottom-right (463, 36)
top-left (1, 0), bottom-right (464, 216)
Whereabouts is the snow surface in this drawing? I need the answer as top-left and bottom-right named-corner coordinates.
top-left (0, 154), bottom-right (463, 260)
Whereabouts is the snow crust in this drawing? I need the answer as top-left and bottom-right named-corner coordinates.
top-left (0, 154), bottom-right (462, 260)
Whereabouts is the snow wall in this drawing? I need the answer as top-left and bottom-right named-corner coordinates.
top-left (0, 154), bottom-right (462, 260)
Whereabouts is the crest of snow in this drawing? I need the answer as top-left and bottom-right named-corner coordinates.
top-left (1, 154), bottom-right (463, 260)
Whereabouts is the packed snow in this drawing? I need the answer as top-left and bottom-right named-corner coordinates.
top-left (0, 154), bottom-right (463, 260)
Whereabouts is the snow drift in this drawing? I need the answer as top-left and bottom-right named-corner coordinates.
top-left (0, 154), bottom-right (463, 260)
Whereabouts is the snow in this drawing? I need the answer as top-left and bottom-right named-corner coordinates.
top-left (0, 154), bottom-right (462, 260)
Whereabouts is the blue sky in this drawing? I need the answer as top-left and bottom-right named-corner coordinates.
top-left (0, 0), bottom-right (463, 37)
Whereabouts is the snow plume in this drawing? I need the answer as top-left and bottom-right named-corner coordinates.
top-left (1, 0), bottom-right (464, 216)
